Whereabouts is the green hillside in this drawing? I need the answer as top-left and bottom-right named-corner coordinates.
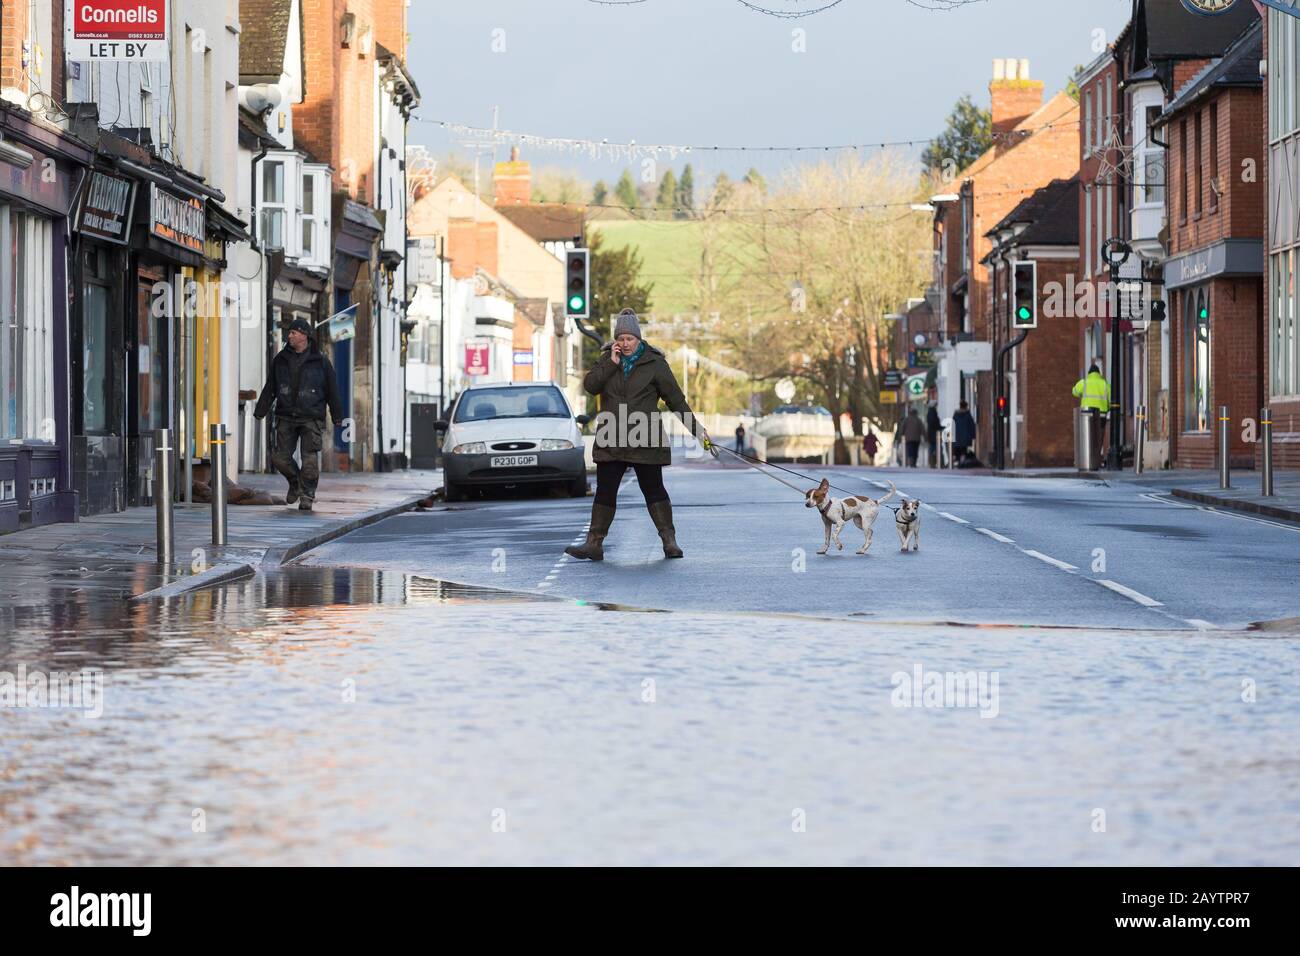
top-left (588, 218), bottom-right (760, 319)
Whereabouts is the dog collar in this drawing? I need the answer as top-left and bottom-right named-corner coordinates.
top-left (817, 500), bottom-right (832, 515)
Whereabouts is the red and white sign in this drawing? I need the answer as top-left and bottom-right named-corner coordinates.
top-left (66, 1), bottom-right (169, 61)
top-left (465, 343), bottom-right (490, 377)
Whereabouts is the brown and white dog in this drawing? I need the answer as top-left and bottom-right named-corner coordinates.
top-left (804, 479), bottom-right (896, 555)
top-left (894, 498), bottom-right (921, 552)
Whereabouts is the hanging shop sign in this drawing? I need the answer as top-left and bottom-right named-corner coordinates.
top-left (328, 304), bottom-right (358, 343)
top-left (75, 171), bottom-right (136, 244)
top-left (149, 184), bottom-right (205, 254)
top-left (513, 350), bottom-right (534, 366)
top-left (66, 0), bottom-right (170, 61)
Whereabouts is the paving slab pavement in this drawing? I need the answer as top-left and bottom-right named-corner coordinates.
top-left (0, 469), bottom-right (441, 606)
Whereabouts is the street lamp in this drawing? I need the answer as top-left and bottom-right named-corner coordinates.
top-left (1102, 237), bottom-right (1132, 471)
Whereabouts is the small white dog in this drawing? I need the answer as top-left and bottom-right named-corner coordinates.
top-left (894, 499), bottom-right (921, 552)
top-left (804, 479), bottom-right (896, 555)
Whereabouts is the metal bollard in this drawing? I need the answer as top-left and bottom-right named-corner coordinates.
top-left (1218, 405), bottom-right (1231, 489)
top-left (210, 423), bottom-right (229, 547)
top-left (1134, 404), bottom-right (1147, 476)
top-left (154, 428), bottom-right (175, 565)
top-left (1261, 406), bottom-right (1274, 497)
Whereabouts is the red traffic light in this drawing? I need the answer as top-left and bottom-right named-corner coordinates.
top-left (996, 395), bottom-right (1009, 416)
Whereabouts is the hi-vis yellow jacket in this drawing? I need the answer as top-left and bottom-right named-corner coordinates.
top-left (1072, 371), bottom-right (1111, 412)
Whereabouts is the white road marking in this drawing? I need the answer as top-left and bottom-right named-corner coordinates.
top-left (976, 528), bottom-right (1015, 544)
top-left (1185, 619), bottom-right (1220, 630)
top-left (1096, 579), bottom-right (1164, 607)
top-left (1143, 492), bottom-right (1300, 534)
top-left (920, 503), bottom-right (937, 512)
top-left (938, 512), bottom-right (969, 524)
top-left (1022, 550), bottom-right (1078, 572)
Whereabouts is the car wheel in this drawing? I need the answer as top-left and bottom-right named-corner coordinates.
top-left (568, 476), bottom-right (589, 498)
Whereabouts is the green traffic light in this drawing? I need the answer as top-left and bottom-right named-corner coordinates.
top-left (1199, 308), bottom-right (1208, 320)
top-left (1017, 306), bottom-right (1032, 321)
top-left (569, 295), bottom-right (585, 311)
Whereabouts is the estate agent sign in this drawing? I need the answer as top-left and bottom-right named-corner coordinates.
top-left (66, 1), bottom-right (169, 61)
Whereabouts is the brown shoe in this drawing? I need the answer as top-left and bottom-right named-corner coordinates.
top-left (647, 500), bottom-right (683, 558)
top-left (565, 503), bottom-right (615, 560)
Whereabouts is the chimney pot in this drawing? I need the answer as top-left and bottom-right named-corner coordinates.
top-left (1018, 58), bottom-right (1030, 80)
top-left (993, 59), bottom-right (1006, 81)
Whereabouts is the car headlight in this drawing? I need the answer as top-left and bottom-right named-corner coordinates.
top-left (452, 442), bottom-right (487, 455)
top-left (540, 439), bottom-right (573, 451)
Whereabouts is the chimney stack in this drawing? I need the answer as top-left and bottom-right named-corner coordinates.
top-left (493, 146), bottom-right (531, 206)
top-left (989, 58), bottom-right (1043, 142)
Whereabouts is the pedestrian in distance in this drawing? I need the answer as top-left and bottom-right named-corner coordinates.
top-left (565, 308), bottom-right (711, 561)
top-left (253, 317), bottom-right (344, 512)
top-left (902, 407), bottom-right (925, 468)
top-left (734, 422), bottom-right (746, 455)
top-left (926, 403), bottom-right (941, 468)
top-left (1072, 363), bottom-right (1111, 468)
top-left (952, 400), bottom-right (976, 466)
top-left (863, 428), bottom-right (880, 465)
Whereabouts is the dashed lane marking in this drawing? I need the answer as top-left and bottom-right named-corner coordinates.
top-left (938, 512), bottom-right (969, 524)
top-left (1022, 550), bottom-right (1078, 572)
top-left (976, 528), bottom-right (1015, 544)
top-left (1096, 579), bottom-right (1164, 608)
top-left (1185, 619), bottom-right (1219, 630)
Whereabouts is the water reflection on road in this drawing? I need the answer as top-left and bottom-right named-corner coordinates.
top-left (3, 567), bottom-right (1298, 865)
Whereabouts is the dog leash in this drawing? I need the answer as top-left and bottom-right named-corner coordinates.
top-left (708, 442), bottom-right (808, 494)
top-left (713, 444), bottom-right (873, 498)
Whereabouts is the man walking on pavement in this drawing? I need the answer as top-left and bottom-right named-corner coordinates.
top-left (254, 318), bottom-right (344, 511)
top-left (1072, 363), bottom-right (1110, 468)
top-left (902, 407), bottom-right (925, 468)
top-left (926, 403), bottom-right (942, 468)
top-left (952, 400), bottom-right (976, 466)
top-left (734, 422), bottom-right (746, 455)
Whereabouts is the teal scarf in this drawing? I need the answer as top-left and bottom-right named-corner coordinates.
top-left (621, 341), bottom-right (645, 379)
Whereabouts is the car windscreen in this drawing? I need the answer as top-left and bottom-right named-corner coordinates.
top-left (453, 386), bottom-right (571, 423)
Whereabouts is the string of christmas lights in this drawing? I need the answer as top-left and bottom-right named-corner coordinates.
top-left (417, 116), bottom-right (1081, 165)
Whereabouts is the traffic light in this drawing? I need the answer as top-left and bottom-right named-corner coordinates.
top-left (996, 394), bottom-right (1010, 419)
top-left (565, 248), bottom-right (590, 318)
top-left (1012, 260), bottom-right (1037, 329)
top-left (1150, 299), bottom-right (1167, 323)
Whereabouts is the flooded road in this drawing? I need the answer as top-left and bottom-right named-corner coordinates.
top-left (3, 565), bottom-right (1298, 865)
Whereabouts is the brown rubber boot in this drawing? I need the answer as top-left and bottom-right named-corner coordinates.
top-left (565, 503), bottom-right (615, 561)
top-left (647, 500), bottom-right (684, 559)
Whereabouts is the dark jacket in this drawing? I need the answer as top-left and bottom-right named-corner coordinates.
top-left (254, 342), bottom-right (343, 423)
top-left (926, 407), bottom-right (941, 441)
top-left (901, 411), bottom-right (925, 443)
top-left (584, 341), bottom-right (701, 466)
top-left (953, 410), bottom-right (976, 448)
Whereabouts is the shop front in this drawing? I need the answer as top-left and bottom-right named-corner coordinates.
top-left (0, 103), bottom-right (93, 532)
top-left (1164, 240), bottom-right (1264, 469)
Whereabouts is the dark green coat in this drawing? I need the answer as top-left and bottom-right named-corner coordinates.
top-left (585, 342), bottom-right (701, 465)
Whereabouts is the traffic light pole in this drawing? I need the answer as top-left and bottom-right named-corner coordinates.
top-left (1103, 239), bottom-right (1131, 472)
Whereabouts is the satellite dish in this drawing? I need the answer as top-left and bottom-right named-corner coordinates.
top-left (775, 379), bottom-right (796, 402)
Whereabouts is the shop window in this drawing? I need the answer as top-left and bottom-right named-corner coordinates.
top-left (1186, 289), bottom-right (1211, 432)
top-left (1, 206), bottom-right (55, 442)
top-left (1273, 249), bottom-right (1298, 398)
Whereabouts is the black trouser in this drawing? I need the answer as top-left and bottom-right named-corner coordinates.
top-left (594, 460), bottom-right (669, 507)
top-left (905, 440), bottom-right (920, 467)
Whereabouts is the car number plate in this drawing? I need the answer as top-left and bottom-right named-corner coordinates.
top-left (490, 455), bottom-right (538, 468)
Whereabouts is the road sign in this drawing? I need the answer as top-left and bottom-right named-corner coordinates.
top-left (879, 390), bottom-right (899, 405)
top-left (906, 375), bottom-right (927, 397)
top-left (883, 370), bottom-right (904, 388)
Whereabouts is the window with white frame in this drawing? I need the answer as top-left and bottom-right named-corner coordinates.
top-left (1139, 105), bottom-right (1165, 205)
top-left (0, 206), bottom-right (55, 443)
top-left (1268, 9), bottom-right (1300, 397)
top-left (260, 158), bottom-right (290, 251)
top-left (300, 165), bottom-right (332, 269)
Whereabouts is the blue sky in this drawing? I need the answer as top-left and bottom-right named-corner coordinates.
top-left (407, 0), bottom-right (1134, 187)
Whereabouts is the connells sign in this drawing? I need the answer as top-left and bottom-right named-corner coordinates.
top-left (65, 0), bottom-right (169, 61)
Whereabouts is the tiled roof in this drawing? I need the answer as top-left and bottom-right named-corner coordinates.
top-left (497, 203), bottom-right (587, 243)
top-left (985, 177), bottom-right (1080, 250)
top-left (1158, 19), bottom-right (1262, 124)
top-left (240, 0), bottom-right (293, 79)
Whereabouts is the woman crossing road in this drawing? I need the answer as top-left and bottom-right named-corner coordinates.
top-left (566, 309), bottom-right (711, 561)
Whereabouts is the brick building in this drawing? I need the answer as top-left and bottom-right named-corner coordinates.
top-left (1154, 19), bottom-right (1264, 470)
top-left (930, 59), bottom-right (1080, 459)
top-left (982, 178), bottom-right (1081, 467)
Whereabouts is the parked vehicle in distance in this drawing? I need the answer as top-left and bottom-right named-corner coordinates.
top-left (438, 383), bottom-right (588, 501)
